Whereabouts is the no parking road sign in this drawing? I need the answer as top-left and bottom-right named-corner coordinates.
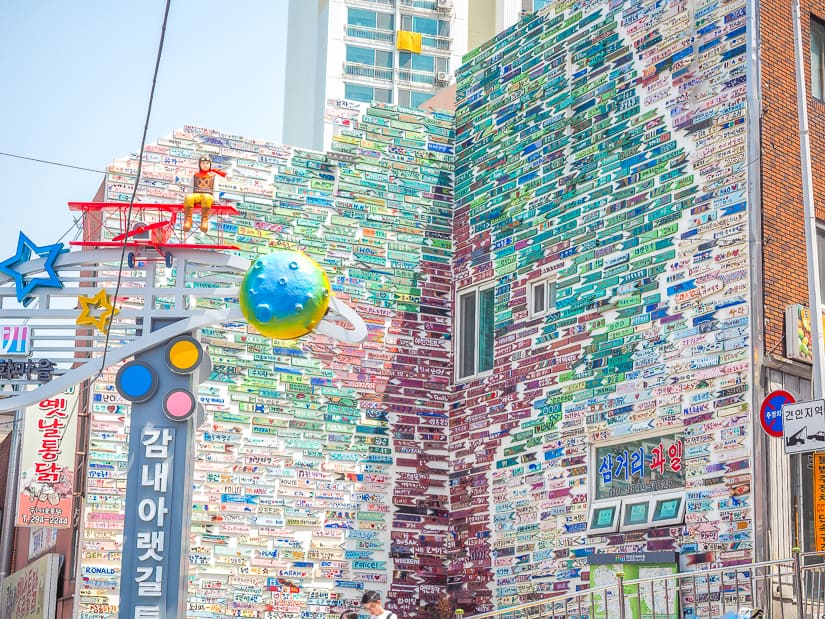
top-left (760, 390), bottom-right (794, 438)
top-left (783, 399), bottom-right (825, 454)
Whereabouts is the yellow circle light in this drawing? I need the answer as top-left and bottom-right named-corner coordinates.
top-left (168, 339), bottom-right (200, 372)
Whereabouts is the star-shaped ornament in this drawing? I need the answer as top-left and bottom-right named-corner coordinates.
top-left (77, 289), bottom-right (120, 333)
top-left (0, 232), bottom-right (66, 306)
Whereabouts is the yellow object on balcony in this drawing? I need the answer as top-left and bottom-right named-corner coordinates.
top-left (396, 30), bottom-right (423, 53)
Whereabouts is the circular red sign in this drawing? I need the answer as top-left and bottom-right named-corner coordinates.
top-left (760, 390), bottom-right (795, 437)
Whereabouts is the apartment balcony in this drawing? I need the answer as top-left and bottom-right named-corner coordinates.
top-left (397, 68), bottom-right (437, 86)
top-left (421, 33), bottom-right (451, 51)
top-left (344, 24), bottom-right (395, 44)
top-left (399, 0), bottom-right (439, 9)
top-left (343, 62), bottom-right (395, 82)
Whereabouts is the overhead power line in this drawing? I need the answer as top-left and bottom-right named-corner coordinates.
top-left (100, 0), bottom-right (173, 373)
top-left (0, 151), bottom-right (105, 174)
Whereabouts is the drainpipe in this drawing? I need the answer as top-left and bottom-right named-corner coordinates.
top-left (0, 388), bottom-right (24, 580)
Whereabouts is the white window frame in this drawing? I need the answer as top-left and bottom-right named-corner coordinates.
top-left (586, 500), bottom-right (620, 534)
top-left (812, 18), bottom-right (825, 101)
top-left (529, 275), bottom-right (556, 318)
top-left (455, 283), bottom-right (495, 381)
top-left (619, 497), bottom-right (654, 532)
top-left (817, 224), bottom-right (825, 303)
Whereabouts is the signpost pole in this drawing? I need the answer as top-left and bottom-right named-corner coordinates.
top-left (0, 385), bottom-right (22, 580)
top-left (793, 0), bottom-right (825, 398)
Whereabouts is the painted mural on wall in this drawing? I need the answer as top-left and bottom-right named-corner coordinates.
top-left (452, 0), bottom-right (749, 614)
top-left (77, 109), bottom-right (454, 618)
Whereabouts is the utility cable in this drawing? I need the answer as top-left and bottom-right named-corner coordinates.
top-left (99, 0), bottom-right (172, 374)
top-left (0, 152), bottom-right (106, 174)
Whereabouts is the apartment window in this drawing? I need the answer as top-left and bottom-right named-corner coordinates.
top-left (399, 52), bottom-right (436, 72)
top-left (813, 19), bottom-right (825, 100)
top-left (400, 53), bottom-right (432, 73)
top-left (401, 15), bottom-right (450, 37)
top-left (348, 7), bottom-right (394, 30)
top-left (344, 83), bottom-right (392, 104)
top-left (398, 89), bottom-right (433, 108)
top-left (346, 45), bottom-right (393, 68)
top-left (457, 285), bottom-right (495, 380)
top-left (529, 277), bottom-right (556, 317)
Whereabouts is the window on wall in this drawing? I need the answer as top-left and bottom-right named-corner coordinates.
top-left (346, 45), bottom-right (393, 67)
top-left (398, 89), bottom-right (433, 108)
top-left (399, 52), bottom-right (435, 72)
top-left (457, 285), bottom-right (495, 380)
top-left (344, 83), bottom-right (392, 104)
top-left (818, 226), bottom-right (825, 302)
top-left (400, 14), bottom-right (450, 37)
top-left (348, 7), bottom-right (394, 30)
top-left (530, 277), bottom-right (557, 317)
top-left (813, 18), bottom-right (825, 100)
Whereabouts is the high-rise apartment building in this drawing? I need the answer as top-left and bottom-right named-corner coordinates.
top-left (284, 0), bottom-right (469, 151)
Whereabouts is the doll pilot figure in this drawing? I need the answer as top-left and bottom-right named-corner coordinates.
top-left (184, 155), bottom-right (227, 232)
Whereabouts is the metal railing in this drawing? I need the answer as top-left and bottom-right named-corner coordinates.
top-left (422, 33), bottom-right (451, 50)
top-left (457, 551), bottom-right (825, 619)
top-left (400, 0), bottom-right (439, 9)
top-left (344, 24), bottom-right (394, 43)
top-left (343, 62), bottom-right (394, 81)
top-left (398, 68), bottom-right (437, 85)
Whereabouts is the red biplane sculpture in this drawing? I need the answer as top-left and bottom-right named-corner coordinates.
top-left (68, 202), bottom-right (240, 267)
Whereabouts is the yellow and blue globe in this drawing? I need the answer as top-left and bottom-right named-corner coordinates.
top-left (239, 250), bottom-right (331, 340)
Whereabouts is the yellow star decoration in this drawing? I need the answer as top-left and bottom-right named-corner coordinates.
top-left (77, 289), bottom-right (120, 333)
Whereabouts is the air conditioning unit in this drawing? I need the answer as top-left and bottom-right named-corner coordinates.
top-left (437, 0), bottom-right (452, 11)
top-left (436, 71), bottom-right (452, 84)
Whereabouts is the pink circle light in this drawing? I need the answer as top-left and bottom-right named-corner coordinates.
top-left (163, 389), bottom-right (196, 421)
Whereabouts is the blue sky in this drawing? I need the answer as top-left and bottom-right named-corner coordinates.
top-left (0, 0), bottom-right (288, 255)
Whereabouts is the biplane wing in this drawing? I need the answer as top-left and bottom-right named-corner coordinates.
top-left (68, 201), bottom-right (240, 216)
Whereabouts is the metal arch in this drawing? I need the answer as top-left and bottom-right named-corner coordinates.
top-left (0, 307), bottom-right (242, 413)
top-left (0, 248), bottom-right (368, 413)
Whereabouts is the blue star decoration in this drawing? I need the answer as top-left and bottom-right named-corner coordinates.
top-left (0, 232), bottom-right (67, 306)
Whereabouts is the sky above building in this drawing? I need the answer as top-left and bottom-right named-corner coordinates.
top-left (0, 0), bottom-right (288, 256)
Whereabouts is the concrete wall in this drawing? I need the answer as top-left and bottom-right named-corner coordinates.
top-left (451, 1), bottom-right (751, 614)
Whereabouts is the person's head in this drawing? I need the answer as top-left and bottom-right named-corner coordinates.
top-left (340, 610), bottom-right (358, 619)
top-left (361, 591), bottom-right (384, 616)
top-left (198, 155), bottom-right (212, 171)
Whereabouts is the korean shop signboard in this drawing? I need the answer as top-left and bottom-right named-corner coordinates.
top-left (594, 432), bottom-right (684, 500)
top-left (17, 388), bottom-right (78, 528)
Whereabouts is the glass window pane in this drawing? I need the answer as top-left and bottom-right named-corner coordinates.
top-left (435, 57), bottom-right (449, 73)
top-left (401, 15), bottom-right (412, 30)
top-left (533, 282), bottom-right (545, 314)
top-left (438, 19), bottom-right (450, 37)
top-left (399, 52), bottom-right (411, 69)
top-left (398, 89), bottom-right (411, 107)
top-left (548, 281), bottom-right (557, 308)
top-left (459, 292), bottom-right (477, 379)
top-left (374, 87), bottom-right (392, 103)
top-left (411, 91), bottom-right (431, 107)
top-left (348, 8), bottom-right (376, 28)
top-left (412, 54), bottom-right (435, 72)
top-left (344, 83), bottom-right (374, 103)
top-left (413, 16), bottom-right (438, 35)
top-left (376, 12), bottom-right (394, 30)
top-left (346, 45), bottom-right (374, 65)
top-left (818, 228), bottom-right (825, 304)
top-left (375, 51), bottom-right (393, 68)
top-left (478, 288), bottom-right (495, 373)
top-left (813, 23), bottom-right (825, 100)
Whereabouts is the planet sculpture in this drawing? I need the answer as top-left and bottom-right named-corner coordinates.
top-left (239, 250), bottom-right (331, 339)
